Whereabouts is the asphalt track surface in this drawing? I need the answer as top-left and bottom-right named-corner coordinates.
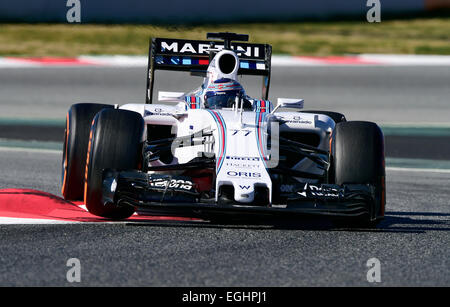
top-left (0, 66), bottom-right (449, 286)
top-left (0, 148), bottom-right (449, 286)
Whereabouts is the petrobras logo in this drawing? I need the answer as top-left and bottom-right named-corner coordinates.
top-left (148, 177), bottom-right (194, 191)
top-left (297, 183), bottom-right (343, 198)
top-left (157, 39), bottom-right (264, 59)
top-left (226, 171), bottom-right (261, 178)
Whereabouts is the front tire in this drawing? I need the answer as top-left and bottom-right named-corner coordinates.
top-left (332, 121), bottom-right (385, 227)
top-left (62, 103), bottom-right (113, 200)
top-left (84, 109), bottom-right (144, 219)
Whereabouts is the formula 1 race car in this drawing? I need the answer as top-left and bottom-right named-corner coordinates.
top-left (61, 32), bottom-right (385, 226)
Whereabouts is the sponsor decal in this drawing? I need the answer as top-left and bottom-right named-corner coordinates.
top-left (225, 162), bottom-right (260, 169)
top-left (144, 108), bottom-right (173, 117)
top-left (279, 115), bottom-right (312, 125)
top-left (226, 171), bottom-right (261, 178)
top-left (148, 177), bottom-right (194, 191)
top-left (225, 157), bottom-right (260, 169)
top-left (239, 185), bottom-right (251, 190)
top-left (231, 129), bottom-right (252, 136)
top-left (156, 39), bottom-right (264, 59)
top-left (297, 183), bottom-right (344, 198)
top-left (226, 156), bottom-right (260, 161)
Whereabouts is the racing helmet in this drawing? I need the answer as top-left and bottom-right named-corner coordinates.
top-left (204, 78), bottom-right (245, 109)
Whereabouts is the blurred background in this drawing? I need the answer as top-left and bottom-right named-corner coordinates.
top-left (0, 0), bottom-right (449, 156)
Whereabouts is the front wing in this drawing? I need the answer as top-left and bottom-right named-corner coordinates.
top-left (102, 170), bottom-right (378, 220)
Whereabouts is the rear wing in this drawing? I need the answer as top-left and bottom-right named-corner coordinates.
top-left (146, 37), bottom-right (272, 104)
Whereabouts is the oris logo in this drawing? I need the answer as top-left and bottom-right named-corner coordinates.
top-left (227, 171), bottom-right (261, 178)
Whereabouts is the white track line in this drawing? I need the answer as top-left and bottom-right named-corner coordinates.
top-left (0, 216), bottom-right (200, 225)
top-left (2, 54), bottom-right (450, 68)
top-left (0, 217), bottom-right (79, 224)
top-left (0, 146), bottom-right (61, 154)
top-left (359, 54), bottom-right (450, 66)
top-left (386, 167), bottom-right (450, 174)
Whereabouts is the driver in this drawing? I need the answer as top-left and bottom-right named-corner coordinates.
top-left (203, 78), bottom-right (252, 109)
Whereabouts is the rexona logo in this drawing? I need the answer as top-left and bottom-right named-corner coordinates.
top-left (227, 171), bottom-right (261, 178)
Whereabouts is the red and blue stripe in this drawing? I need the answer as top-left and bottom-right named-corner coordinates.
top-left (254, 100), bottom-right (272, 113)
top-left (207, 110), bottom-right (227, 173)
top-left (255, 111), bottom-right (268, 168)
top-left (185, 96), bottom-right (201, 109)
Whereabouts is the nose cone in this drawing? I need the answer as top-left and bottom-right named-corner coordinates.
top-left (212, 110), bottom-right (273, 205)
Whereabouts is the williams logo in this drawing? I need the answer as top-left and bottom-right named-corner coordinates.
top-left (239, 185), bottom-right (251, 190)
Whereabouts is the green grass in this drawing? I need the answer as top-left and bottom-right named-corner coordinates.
top-left (0, 18), bottom-right (449, 56)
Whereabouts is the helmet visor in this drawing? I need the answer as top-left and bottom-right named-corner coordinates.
top-left (205, 90), bottom-right (240, 109)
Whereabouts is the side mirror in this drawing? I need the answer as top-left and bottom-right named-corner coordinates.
top-left (158, 91), bottom-right (185, 103)
top-left (272, 98), bottom-right (304, 113)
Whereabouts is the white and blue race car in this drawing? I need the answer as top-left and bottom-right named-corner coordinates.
top-left (61, 33), bottom-right (385, 226)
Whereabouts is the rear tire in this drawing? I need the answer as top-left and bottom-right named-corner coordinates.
top-left (332, 121), bottom-right (385, 227)
top-left (61, 103), bottom-right (113, 200)
top-left (84, 109), bottom-right (144, 219)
